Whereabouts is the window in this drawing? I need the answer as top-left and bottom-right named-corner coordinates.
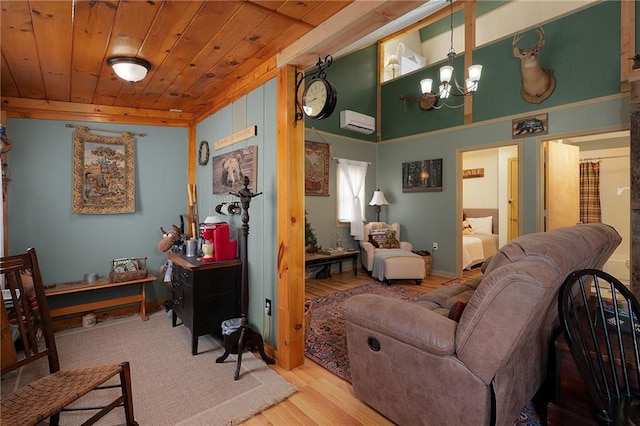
top-left (336, 159), bottom-right (368, 240)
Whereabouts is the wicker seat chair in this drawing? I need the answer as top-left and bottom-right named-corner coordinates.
top-left (0, 248), bottom-right (137, 426)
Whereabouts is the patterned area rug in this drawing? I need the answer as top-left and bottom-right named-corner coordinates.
top-left (304, 281), bottom-right (542, 426)
top-left (305, 281), bottom-right (424, 383)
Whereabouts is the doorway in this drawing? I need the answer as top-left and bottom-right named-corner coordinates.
top-left (459, 143), bottom-right (521, 275)
top-left (542, 131), bottom-right (631, 285)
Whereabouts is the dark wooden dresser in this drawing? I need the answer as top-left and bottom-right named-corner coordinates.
top-left (168, 253), bottom-right (241, 355)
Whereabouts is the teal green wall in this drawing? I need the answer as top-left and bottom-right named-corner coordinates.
top-left (196, 79), bottom-right (279, 345)
top-left (382, 1), bottom-right (622, 139)
top-left (377, 95), bottom-right (629, 274)
top-left (304, 131), bottom-right (377, 253)
top-left (304, 45), bottom-right (378, 142)
top-left (6, 119), bottom-right (187, 308)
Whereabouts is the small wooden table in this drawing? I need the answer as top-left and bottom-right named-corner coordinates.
top-left (44, 274), bottom-right (157, 321)
top-left (305, 250), bottom-right (359, 276)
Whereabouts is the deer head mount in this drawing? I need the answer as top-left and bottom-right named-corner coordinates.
top-left (513, 26), bottom-right (556, 104)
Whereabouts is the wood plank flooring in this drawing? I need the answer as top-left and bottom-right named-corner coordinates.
top-left (242, 267), bottom-right (482, 425)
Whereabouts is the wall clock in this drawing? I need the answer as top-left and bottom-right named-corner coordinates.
top-left (302, 77), bottom-right (337, 120)
top-left (198, 140), bottom-right (210, 166)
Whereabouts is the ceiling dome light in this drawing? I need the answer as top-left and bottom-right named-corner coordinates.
top-left (107, 57), bottom-right (151, 82)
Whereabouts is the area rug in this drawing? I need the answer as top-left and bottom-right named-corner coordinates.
top-left (304, 281), bottom-right (541, 426)
top-left (305, 281), bottom-right (425, 383)
top-left (2, 311), bottom-right (296, 426)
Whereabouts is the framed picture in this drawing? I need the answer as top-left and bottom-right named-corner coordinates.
top-left (305, 141), bottom-right (331, 196)
top-left (512, 113), bottom-right (548, 138)
top-left (212, 145), bottom-right (258, 194)
top-left (402, 158), bottom-right (443, 193)
top-left (72, 127), bottom-right (135, 214)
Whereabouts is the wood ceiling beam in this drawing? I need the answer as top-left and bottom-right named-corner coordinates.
top-left (1, 97), bottom-right (194, 127)
top-left (277, 0), bottom-right (425, 68)
top-left (243, 1), bottom-right (316, 30)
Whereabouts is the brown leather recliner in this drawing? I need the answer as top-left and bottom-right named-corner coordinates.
top-left (343, 223), bottom-right (621, 426)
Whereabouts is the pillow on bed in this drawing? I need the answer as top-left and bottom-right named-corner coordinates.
top-left (467, 216), bottom-right (493, 235)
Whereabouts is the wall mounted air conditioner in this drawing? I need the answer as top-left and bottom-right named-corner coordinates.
top-left (340, 110), bottom-right (375, 135)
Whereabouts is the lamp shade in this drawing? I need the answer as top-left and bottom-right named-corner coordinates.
top-left (386, 54), bottom-right (400, 67)
top-left (107, 57), bottom-right (151, 82)
top-left (439, 65), bottom-right (454, 84)
top-left (420, 78), bottom-right (433, 94)
top-left (369, 190), bottom-right (389, 206)
top-left (468, 64), bottom-right (483, 82)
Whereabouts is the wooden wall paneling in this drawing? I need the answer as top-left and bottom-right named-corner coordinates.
top-left (463, 0), bottom-right (477, 125)
top-left (620, 0), bottom-right (636, 92)
top-left (1, 97), bottom-right (194, 127)
top-left (195, 57), bottom-right (278, 124)
top-left (138, 2), bottom-right (243, 111)
top-left (71, 1), bottom-right (117, 104)
top-left (131, 1), bottom-right (205, 107)
top-left (187, 123), bottom-right (197, 238)
top-left (276, 65), bottom-right (305, 370)
top-left (630, 68), bottom-right (640, 297)
top-left (30, 2), bottom-right (73, 102)
top-left (92, 1), bottom-right (162, 106)
top-left (0, 1), bottom-right (46, 99)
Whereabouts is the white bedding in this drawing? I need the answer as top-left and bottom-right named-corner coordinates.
top-left (462, 234), bottom-right (499, 270)
top-left (462, 236), bottom-right (485, 270)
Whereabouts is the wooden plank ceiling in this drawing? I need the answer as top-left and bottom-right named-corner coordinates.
top-left (1, 0), bottom-right (428, 125)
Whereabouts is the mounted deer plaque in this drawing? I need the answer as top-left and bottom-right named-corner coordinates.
top-left (513, 26), bottom-right (556, 104)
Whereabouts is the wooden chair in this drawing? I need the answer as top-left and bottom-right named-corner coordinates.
top-left (0, 248), bottom-right (137, 426)
top-left (558, 268), bottom-right (640, 425)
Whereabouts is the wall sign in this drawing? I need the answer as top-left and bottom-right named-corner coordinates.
top-left (463, 168), bottom-right (485, 179)
top-left (214, 126), bottom-right (257, 150)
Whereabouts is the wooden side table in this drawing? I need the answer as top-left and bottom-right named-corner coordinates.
top-left (305, 250), bottom-right (358, 276)
top-left (44, 274), bottom-right (156, 321)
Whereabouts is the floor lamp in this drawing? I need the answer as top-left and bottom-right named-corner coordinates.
top-left (369, 189), bottom-right (389, 222)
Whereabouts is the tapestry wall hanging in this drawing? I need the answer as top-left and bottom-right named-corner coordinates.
top-left (72, 126), bottom-right (136, 214)
top-left (212, 145), bottom-right (258, 194)
top-left (402, 158), bottom-right (443, 193)
top-left (305, 141), bottom-right (331, 196)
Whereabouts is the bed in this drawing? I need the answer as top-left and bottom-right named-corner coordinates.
top-left (462, 208), bottom-right (499, 270)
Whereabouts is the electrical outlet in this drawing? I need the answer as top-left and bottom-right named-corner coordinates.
top-left (432, 242), bottom-right (439, 251)
top-left (265, 299), bottom-right (272, 316)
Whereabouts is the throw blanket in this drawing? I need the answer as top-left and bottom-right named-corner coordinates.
top-left (372, 250), bottom-right (420, 281)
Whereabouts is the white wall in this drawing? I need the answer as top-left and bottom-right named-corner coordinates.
top-left (462, 147), bottom-right (498, 208)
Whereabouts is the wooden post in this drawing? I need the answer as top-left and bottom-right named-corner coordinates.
top-left (629, 66), bottom-right (640, 297)
top-left (276, 65), bottom-right (305, 370)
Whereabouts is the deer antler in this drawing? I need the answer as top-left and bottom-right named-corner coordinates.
top-left (533, 26), bottom-right (545, 49)
top-left (512, 32), bottom-right (523, 48)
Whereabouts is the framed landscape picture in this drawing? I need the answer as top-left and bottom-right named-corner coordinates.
top-left (305, 141), bottom-right (331, 196)
top-left (402, 158), bottom-right (443, 192)
top-left (212, 146), bottom-right (258, 194)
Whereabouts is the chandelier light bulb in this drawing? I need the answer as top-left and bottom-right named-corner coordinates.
top-left (420, 78), bottom-right (433, 94)
top-left (439, 84), bottom-right (451, 99)
top-left (468, 64), bottom-right (483, 82)
top-left (439, 65), bottom-right (454, 84)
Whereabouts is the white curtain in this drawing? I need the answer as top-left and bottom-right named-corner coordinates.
top-left (337, 158), bottom-right (368, 240)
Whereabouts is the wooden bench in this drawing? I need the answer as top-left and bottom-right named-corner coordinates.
top-left (44, 274), bottom-right (157, 321)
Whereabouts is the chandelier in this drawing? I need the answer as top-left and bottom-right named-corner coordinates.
top-left (400, 0), bottom-right (482, 111)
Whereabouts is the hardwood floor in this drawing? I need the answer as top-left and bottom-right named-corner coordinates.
top-left (242, 266), bottom-right (482, 425)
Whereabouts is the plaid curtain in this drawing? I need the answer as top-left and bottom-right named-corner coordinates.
top-left (579, 161), bottom-right (601, 223)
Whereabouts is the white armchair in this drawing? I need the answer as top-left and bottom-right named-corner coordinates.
top-left (359, 222), bottom-right (413, 272)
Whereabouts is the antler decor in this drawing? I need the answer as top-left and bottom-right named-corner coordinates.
top-left (512, 26), bottom-right (556, 104)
